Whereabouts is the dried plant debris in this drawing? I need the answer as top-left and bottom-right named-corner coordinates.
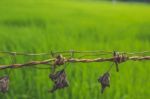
top-left (113, 51), bottom-right (128, 72)
top-left (49, 69), bottom-right (69, 93)
top-left (54, 54), bottom-right (65, 66)
top-left (0, 76), bottom-right (9, 93)
top-left (98, 72), bottom-right (110, 94)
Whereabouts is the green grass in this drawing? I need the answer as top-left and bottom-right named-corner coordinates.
top-left (0, 0), bottom-right (150, 99)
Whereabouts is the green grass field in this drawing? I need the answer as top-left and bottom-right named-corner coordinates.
top-left (0, 0), bottom-right (150, 99)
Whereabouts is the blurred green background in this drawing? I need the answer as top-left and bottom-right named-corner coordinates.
top-left (0, 0), bottom-right (150, 99)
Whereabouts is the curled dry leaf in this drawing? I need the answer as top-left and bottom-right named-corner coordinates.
top-left (0, 76), bottom-right (9, 93)
top-left (49, 69), bottom-right (69, 93)
top-left (98, 72), bottom-right (110, 94)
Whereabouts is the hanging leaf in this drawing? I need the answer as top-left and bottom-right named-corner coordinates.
top-left (0, 76), bottom-right (9, 93)
top-left (49, 69), bottom-right (69, 93)
top-left (98, 72), bottom-right (110, 93)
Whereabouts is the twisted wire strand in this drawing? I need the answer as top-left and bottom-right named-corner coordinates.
top-left (0, 55), bottom-right (149, 70)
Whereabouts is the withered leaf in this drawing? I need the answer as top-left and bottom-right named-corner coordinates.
top-left (0, 76), bottom-right (9, 93)
top-left (98, 72), bottom-right (110, 93)
top-left (49, 69), bottom-right (69, 93)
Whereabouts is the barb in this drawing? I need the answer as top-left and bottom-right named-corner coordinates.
top-left (0, 56), bottom-right (149, 70)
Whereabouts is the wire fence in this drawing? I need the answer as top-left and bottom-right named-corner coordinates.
top-left (0, 50), bottom-right (149, 93)
top-left (0, 50), bottom-right (149, 70)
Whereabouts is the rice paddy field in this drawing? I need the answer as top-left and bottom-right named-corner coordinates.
top-left (0, 0), bottom-right (150, 99)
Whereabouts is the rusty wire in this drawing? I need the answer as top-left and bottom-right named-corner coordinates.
top-left (0, 50), bottom-right (149, 93)
top-left (0, 50), bottom-right (149, 56)
top-left (0, 55), bottom-right (149, 70)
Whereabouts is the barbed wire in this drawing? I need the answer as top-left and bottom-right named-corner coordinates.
top-left (0, 54), bottom-right (149, 70)
top-left (0, 50), bottom-right (150, 93)
top-left (0, 50), bottom-right (149, 70)
top-left (0, 50), bottom-right (149, 56)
